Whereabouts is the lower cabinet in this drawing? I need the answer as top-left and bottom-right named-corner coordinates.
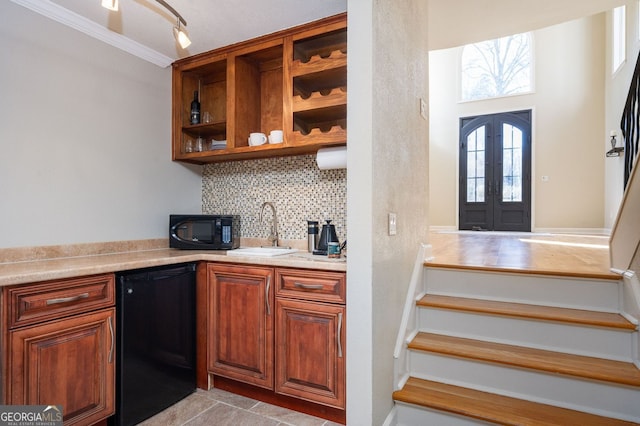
top-left (208, 263), bottom-right (274, 389)
top-left (207, 263), bottom-right (346, 411)
top-left (275, 298), bottom-right (345, 408)
top-left (4, 274), bottom-right (116, 426)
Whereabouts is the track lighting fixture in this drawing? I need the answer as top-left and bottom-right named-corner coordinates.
top-left (101, 0), bottom-right (191, 49)
top-left (173, 20), bottom-right (192, 49)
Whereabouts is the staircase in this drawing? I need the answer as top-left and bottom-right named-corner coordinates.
top-left (392, 262), bottom-right (640, 425)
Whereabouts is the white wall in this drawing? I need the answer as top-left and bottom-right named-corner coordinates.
top-left (429, 14), bottom-right (606, 231)
top-left (347, 0), bottom-right (430, 424)
top-left (427, 0), bottom-right (625, 50)
top-left (346, 0), bottom-right (374, 422)
top-left (605, 0), bottom-right (640, 228)
top-left (0, 2), bottom-right (202, 249)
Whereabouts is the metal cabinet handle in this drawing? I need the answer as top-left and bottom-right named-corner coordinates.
top-left (294, 282), bottom-right (323, 290)
top-left (108, 316), bottom-right (114, 364)
top-left (337, 312), bottom-right (343, 358)
top-left (46, 292), bottom-right (89, 305)
top-left (265, 275), bottom-right (271, 315)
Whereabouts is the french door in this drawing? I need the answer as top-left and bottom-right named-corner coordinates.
top-left (459, 110), bottom-right (531, 231)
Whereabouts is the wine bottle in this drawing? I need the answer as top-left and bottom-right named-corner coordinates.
top-left (190, 91), bottom-right (200, 124)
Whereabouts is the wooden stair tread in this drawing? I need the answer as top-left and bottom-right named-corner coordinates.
top-left (410, 332), bottom-right (640, 387)
top-left (424, 261), bottom-right (622, 281)
top-left (393, 377), bottom-right (639, 426)
top-left (418, 294), bottom-right (637, 330)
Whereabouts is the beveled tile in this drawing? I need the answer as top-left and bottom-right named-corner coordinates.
top-left (138, 392), bottom-right (217, 426)
top-left (185, 403), bottom-right (279, 426)
top-left (249, 401), bottom-right (326, 426)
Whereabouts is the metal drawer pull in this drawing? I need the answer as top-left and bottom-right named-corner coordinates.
top-left (46, 292), bottom-right (89, 305)
top-left (108, 316), bottom-right (114, 364)
top-left (266, 275), bottom-right (271, 315)
top-left (337, 312), bottom-right (343, 358)
top-left (294, 282), bottom-right (323, 290)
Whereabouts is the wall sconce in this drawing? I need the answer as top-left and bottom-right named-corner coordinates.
top-left (101, 0), bottom-right (191, 49)
top-left (606, 130), bottom-right (625, 157)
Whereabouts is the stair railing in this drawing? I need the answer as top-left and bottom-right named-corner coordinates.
top-left (620, 51), bottom-right (640, 188)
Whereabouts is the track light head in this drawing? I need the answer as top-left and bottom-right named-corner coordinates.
top-left (100, 0), bottom-right (191, 49)
top-left (173, 21), bottom-right (191, 49)
top-left (101, 0), bottom-right (118, 11)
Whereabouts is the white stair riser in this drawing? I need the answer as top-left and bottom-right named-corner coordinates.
top-left (396, 403), bottom-right (492, 426)
top-left (418, 308), bottom-right (635, 361)
top-left (409, 350), bottom-right (640, 422)
top-left (425, 268), bottom-right (620, 312)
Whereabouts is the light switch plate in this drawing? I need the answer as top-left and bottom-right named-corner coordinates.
top-left (420, 98), bottom-right (428, 120)
top-left (388, 212), bottom-right (397, 236)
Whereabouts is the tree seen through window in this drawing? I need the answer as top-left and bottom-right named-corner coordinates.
top-left (461, 33), bottom-right (532, 101)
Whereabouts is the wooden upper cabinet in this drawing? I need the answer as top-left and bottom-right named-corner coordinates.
top-left (172, 13), bottom-right (346, 164)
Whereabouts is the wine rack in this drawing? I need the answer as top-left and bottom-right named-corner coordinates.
top-left (287, 25), bottom-right (347, 147)
top-left (171, 13), bottom-right (346, 164)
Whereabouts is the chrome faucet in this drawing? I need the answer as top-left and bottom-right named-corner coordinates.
top-left (259, 202), bottom-right (279, 247)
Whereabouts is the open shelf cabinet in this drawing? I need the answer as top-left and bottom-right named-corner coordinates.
top-left (172, 13), bottom-right (346, 164)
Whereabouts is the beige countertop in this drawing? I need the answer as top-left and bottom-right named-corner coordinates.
top-left (0, 241), bottom-right (346, 287)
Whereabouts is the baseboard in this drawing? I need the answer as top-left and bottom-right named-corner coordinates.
top-left (533, 227), bottom-right (610, 236)
top-left (382, 406), bottom-right (397, 426)
top-left (429, 226), bottom-right (610, 236)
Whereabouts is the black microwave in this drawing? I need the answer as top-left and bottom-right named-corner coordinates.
top-left (170, 214), bottom-right (240, 250)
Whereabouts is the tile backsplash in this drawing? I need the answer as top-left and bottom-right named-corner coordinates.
top-left (202, 155), bottom-right (347, 242)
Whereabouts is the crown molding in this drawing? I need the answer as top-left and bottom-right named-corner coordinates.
top-left (10, 0), bottom-right (174, 68)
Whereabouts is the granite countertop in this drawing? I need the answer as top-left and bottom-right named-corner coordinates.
top-left (0, 240), bottom-right (346, 287)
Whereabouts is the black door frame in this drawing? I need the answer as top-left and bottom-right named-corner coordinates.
top-left (459, 110), bottom-right (532, 232)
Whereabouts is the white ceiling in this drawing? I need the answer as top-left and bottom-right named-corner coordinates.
top-left (9, 0), bottom-right (626, 68)
top-left (11, 0), bottom-right (347, 67)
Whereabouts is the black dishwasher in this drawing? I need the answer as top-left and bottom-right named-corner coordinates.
top-left (113, 263), bottom-right (196, 426)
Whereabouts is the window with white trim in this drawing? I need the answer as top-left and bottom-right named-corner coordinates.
top-left (613, 5), bottom-right (626, 73)
top-left (460, 33), bottom-right (533, 102)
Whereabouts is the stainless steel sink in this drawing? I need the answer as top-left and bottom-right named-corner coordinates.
top-left (226, 247), bottom-right (297, 257)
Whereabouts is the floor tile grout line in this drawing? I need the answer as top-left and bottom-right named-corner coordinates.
top-left (178, 400), bottom-right (220, 426)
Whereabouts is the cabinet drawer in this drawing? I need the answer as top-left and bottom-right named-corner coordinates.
top-left (6, 274), bottom-right (115, 329)
top-left (275, 268), bottom-right (345, 304)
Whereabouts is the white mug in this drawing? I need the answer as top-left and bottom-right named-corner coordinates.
top-left (268, 130), bottom-right (284, 144)
top-left (248, 132), bottom-right (267, 146)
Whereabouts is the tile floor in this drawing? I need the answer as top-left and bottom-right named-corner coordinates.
top-left (139, 387), bottom-right (343, 426)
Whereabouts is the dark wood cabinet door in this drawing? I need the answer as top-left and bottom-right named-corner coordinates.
top-left (275, 298), bottom-right (345, 409)
top-left (8, 308), bottom-right (115, 426)
top-left (208, 264), bottom-right (274, 389)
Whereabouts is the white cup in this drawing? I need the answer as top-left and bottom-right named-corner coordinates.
top-left (248, 132), bottom-right (267, 146)
top-left (268, 130), bottom-right (284, 144)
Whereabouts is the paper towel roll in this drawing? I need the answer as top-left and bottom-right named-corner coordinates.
top-left (316, 146), bottom-right (347, 170)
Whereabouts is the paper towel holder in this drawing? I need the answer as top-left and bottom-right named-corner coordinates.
top-left (316, 146), bottom-right (347, 170)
